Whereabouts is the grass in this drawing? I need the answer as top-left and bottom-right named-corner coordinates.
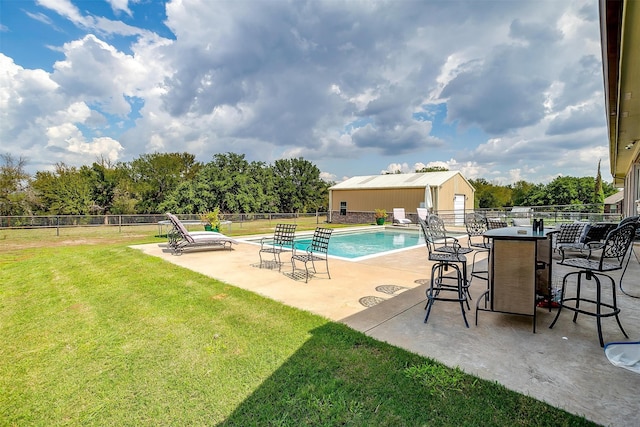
top-left (0, 216), bottom-right (360, 252)
top-left (0, 229), bottom-right (597, 426)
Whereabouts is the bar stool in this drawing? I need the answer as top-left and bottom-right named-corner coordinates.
top-left (425, 215), bottom-right (473, 301)
top-left (465, 212), bottom-right (490, 285)
top-left (549, 223), bottom-right (635, 347)
top-left (419, 218), bottom-right (469, 327)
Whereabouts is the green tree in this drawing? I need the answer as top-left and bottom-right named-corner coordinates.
top-left (206, 152), bottom-right (266, 213)
top-left (521, 183), bottom-right (549, 206)
top-left (416, 166), bottom-right (449, 172)
top-left (78, 158), bottom-right (123, 214)
top-left (602, 181), bottom-right (618, 198)
top-left (161, 153), bottom-right (270, 214)
top-left (0, 153), bottom-right (31, 216)
top-left (273, 158), bottom-right (329, 213)
top-left (31, 164), bottom-right (93, 215)
top-left (128, 152), bottom-right (201, 213)
top-left (510, 180), bottom-right (535, 206)
top-left (469, 178), bottom-right (513, 208)
top-left (594, 160), bottom-right (605, 213)
top-left (522, 176), bottom-right (597, 208)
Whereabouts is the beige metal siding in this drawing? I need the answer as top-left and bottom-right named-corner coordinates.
top-left (330, 188), bottom-right (424, 213)
top-left (329, 172), bottom-right (475, 214)
top-left (436, 175), bottom-right (474, 212)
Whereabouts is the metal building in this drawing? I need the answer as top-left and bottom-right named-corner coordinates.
top-left (328, 171), bottom-right (475, 225)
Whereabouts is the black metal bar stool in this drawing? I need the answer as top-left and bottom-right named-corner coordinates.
top-left (549, 223), bottom-right (635, 347)
top-left (419, 218), bottom-right (469, 327)
top-left (465, 212), bottom-right (490, 286)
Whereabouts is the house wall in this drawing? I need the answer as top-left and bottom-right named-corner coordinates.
top-left (623, 154), bottom-right (640, 216)
top-left (604, 201), bottom-right (624, 214)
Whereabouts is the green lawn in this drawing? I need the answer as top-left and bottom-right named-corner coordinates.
top-left (0, 232), bottom-right (597, 426)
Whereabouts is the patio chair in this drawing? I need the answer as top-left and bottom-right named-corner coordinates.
top-left (512, 218), bottom-right (531, 226)
top-left (291, 227), bottom-right (333, 283)
top-left (465, 212), bottom-right (490, 285)
top-left (165, 212), bottom-right (219, 249)
top-left (165, 213), bottom-right (238, 255)
top-left (553, 222), bottom-right (589, 261)
top-left (427, 214), bottom-right (473, 257)
top-left (486, 218), bottom-right (508, 229)
top-left (549, 223), bottom-right (635, 347)
top-left (575, 222), bottom-right (619, 259)
top-left (258, 223), bottom-right (297, 271)
top-left (618, 216), bottom-right (640, 298)
top-left (417, 207), bottom-right (429, 221)
top-left (419, 217), bottom-right (469, 327)
top-left (392, 208), bottom-right (412, 226)
top-left (425, 215), bottom-right (473, 304)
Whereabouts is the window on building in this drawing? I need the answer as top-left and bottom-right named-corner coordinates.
top-left (340, 201), bottom-right (347, 215)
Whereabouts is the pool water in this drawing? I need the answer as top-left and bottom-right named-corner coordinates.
top-left (293, 228), bottom-right (425, 260)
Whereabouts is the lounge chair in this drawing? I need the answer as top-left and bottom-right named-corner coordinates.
top-left (291, 227), bottom-right (333, 283)
top-left (393, 208), bottom-right (412, 226)
top-left (416, 207), bottom-right (429, 221)
top-left (511, 218), bottom-right (531, 226)
top-left (258, 223), bottom-right (297, 271)
top-left (553, 222), bottom-right (589, 261)
top-left (165, 213), bottom-right (238, 254)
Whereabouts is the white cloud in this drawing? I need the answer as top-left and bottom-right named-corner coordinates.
top-left (3, 0), bottom-right (609, 185)
top-left (51, 35), bottom-right (149, 115)
top-left (106, 0), bottom-right (133, 16)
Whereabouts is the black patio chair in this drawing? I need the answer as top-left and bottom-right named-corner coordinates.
top-left (486, 218), bottom-right (508, 230)
top-left (258, 223), bottom-right (297, 271)
top-left (426, 214), bottom-right (473, 285)
top-left (553, 222), bottom-right (589, 261)
top-left (549, 223), bottom-right (636, 347)
top-left (618, 216), bottom-right (640, 298)
top-left (575, 222), bottom-right (619, 259)
top-left (419, 217), bottom-right (469, 327)
top-left (291, 227), bottom-right (333, 283)
top-left (465, 212), bottom-right (490, 285)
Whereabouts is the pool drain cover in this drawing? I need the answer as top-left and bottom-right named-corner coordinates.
top-left (359, 296), bottom-right (386, 307)
top-left (375, 285), bottom-right (408, 295)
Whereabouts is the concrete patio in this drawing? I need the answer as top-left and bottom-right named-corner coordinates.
top-left (134, 228), bottom-right (640, 427)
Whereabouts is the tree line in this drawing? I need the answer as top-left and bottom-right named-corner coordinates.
top-left (1, 152), bottom-right (617, 216)
top-left (0, 152), bottom-right (330, 216)
top-left (469, 160), bottom-right (616, 211)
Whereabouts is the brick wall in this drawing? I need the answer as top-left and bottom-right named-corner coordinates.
top-left (329, 210), bottom-right (381, 224)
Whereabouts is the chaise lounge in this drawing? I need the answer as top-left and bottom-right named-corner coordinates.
top-left (165, 212), bottom-right (238, 255)
top-left (393, 208), bottom-right (412, 226)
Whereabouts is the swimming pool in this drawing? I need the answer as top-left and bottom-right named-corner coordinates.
top-left (293, 228), bottom-right (425, 261)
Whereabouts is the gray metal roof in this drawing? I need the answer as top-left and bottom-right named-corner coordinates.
top-left (603, 190), bottom-right (624, 204)
top-left (330, 171), bottom-right (462, 190)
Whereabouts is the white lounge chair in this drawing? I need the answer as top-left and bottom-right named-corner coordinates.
top-left (393, 208), bottom-right (412, 226)
top-left (416, 207), bottom-right (429, 221)
top-left (165, 213), bottom-right (238, 254)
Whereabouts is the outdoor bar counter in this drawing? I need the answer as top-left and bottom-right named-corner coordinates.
top-left (476, 226), bottom-right (556, 332)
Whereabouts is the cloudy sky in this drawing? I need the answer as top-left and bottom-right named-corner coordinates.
top-left (1, 0), bottom-right (609, 184)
